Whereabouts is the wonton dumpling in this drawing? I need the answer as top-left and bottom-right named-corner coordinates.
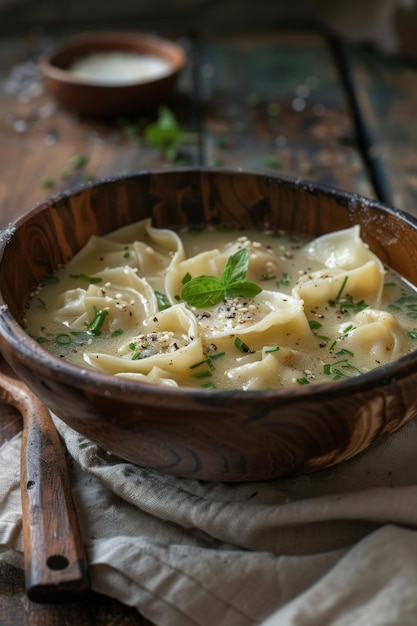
top-left (292, 260), bottom-right (385, 311)
top-left (84, 267), bottom-right (158, 334)
top-left (332, 309), bottom-right (407, 365)
top-left (225, 346), bottom-right (322, 389)
top-left (51, 267), bottom-right (157, 334)
top-left (84, 303), bottom-right (204, 375)
top-left (196, 291), bottom-right (313, 352)
top-left (305, 225), bottom-right (384, 271)
top-left (67, 219), bottom-right (185, 293)
top-left (52, 287), bottom-right (89, 329)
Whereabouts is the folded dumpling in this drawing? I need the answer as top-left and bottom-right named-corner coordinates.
top-left (84, 303), bottom-right (204, 376)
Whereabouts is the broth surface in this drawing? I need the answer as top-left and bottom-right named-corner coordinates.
top-left (24, 221), bottom-right (417, 390)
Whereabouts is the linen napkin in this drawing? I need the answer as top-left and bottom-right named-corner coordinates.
top-left (2, 411), bottom-right (417, 626)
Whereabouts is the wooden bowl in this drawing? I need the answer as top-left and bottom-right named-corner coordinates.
top-left (1, 168), bottom-right (417, 482)
top-left (39, 31), bottom-right (186, 117)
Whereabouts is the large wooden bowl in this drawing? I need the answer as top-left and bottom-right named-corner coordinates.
top-left (1, 169), bottom-right (417, 482)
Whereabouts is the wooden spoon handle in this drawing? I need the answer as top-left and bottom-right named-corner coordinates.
top-left (0, 373), bottom-right (89, 602)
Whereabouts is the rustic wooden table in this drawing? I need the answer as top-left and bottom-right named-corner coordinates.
top-left (1, 19), bottom-right (417, 625)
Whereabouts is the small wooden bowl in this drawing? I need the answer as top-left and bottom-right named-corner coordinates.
top-left (1, 169), bottom-right (417, 482)
top-left (39, 31), bottom-right (186, 118)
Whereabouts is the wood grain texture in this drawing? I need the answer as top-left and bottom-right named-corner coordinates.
top-left (0, 362), bottom-right (89, 601)
top-left (349, 46), bottom-right (417, 213)
top-left (200, 32), bottom-right (373, 197)
top-left (1, 169), bottom-right (417, 482)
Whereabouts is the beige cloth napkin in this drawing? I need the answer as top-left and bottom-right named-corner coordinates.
top-left (2, 412), bottom-right (417, 626)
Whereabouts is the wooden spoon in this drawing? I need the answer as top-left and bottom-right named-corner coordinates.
top-left (0, 358), bottom-right (89, 602)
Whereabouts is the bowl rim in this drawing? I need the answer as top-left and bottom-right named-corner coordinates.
top-left (38, 30), bottom-right (187, 89)
top-left (1, 167), bottom-right (417, 404)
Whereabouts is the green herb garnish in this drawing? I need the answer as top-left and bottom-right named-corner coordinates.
top-left (55, 333), bottom-right (72, 346)
top-left (155, 291), bottom-right (171, 311)
top-left (276, 272), bottom-right (290, 287)
top-left (144, 106), bottom-right (184, 162)
top-left (328, 276), bottom-right (369, 314)
top-left (180, 248), bottom-right (262, 308)
top-left (234, 337), bottom-right (253, 353)
top-left (193, 370), bottom-right (213, 379)
top-left (70, 154), bottom-right (88, 169)
top-left (70, 273), bottom-right (102, 284)
top-left (85, 306), bottom-right (107, 335)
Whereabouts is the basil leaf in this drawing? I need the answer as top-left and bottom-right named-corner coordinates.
top-left (181, 276), bottom-right (224, 308)
top-left (221, 248), bottom-right (250, 285)
top-left (225, 279), bottom-right (262, 298)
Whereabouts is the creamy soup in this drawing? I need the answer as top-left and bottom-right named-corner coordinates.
top-left (24, 220), bottom-right (417, 390)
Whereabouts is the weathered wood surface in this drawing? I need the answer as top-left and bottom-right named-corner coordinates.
top-left (348, 46), bottom-right (417, 215)
top-left (0, 30), bottom-right (372, 226)
top-left (0, 21), bottom-right (416, 626)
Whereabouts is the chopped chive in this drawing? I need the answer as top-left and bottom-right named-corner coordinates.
top-left (181, 272), bottom-right (192, 285)
top-left (201, 381), bottom-right (216, 388)
top-left (335, 276), bottom-right (349, 301)
top-left (70, 273), bottom-right (102, 284)
top-left (335, 348), bottom-right (354, 358)
top-left (55, 333), bottom-right (72, 346)
top-left (265, 346), bottom-right (280, 353)
top-left (123, 252), bottom-right (130, 259)
top-left (155, 291), bottom-right (171, 311)
top-left (193, 370), bottom-right (213, 379)
top-left (129, 342), bottom-right (137, 350)
top-left (263, 155), bottom-right (281, 169)
top-left (36, 336), bottom-right (47, 344)
top-left (85, 306), bottom-right (107, 335)
top-left (42, 177), bottom-right (54, 189)
top-left (190, 358), bottom-right (210, 370)
top-left (234, 337), bottom-right (253, 353)
top-left (131, 351), bottom-right (144, 360)
top-left (323, 363), bottom-right (332, 375)
top-left (70, 154), bottom-right (88, 169)
top-left (210, 350), bottom-right (225, 360)
top-left (276, 273), bottom-right (290, 287)
top-left (296, 377), bottom-right (310, 385)
top-left (407, 330), bottom-right (417, 339)
top-left (111, 328), bottom-right (124, 337)
top-left (308, 320), bottom-right (322, 330)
